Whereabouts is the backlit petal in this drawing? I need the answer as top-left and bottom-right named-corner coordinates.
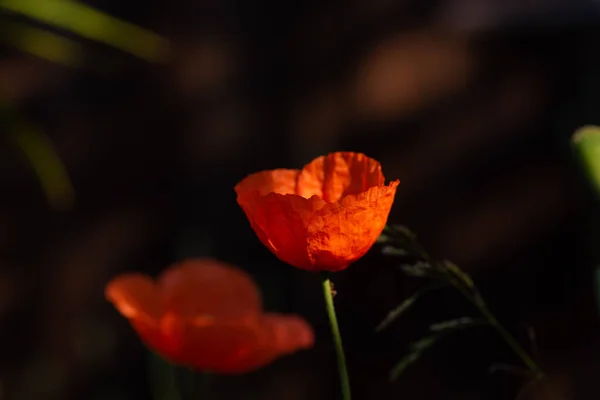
top-left (105, 273), bottom-right (161, 324)
top-left (235, 152), bottom-right (400, 272)
top-left (306, 180), bottom-right (399, 271)
top-left (297, 152), bottom-right (384, 202)
top-left (234, 169), bottom-right (299, 198)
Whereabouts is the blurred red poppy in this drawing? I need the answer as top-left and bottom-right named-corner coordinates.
top-left (105, 258), bottom-right (314, 374)
top-left (235, 152), bottom-right (399, 272)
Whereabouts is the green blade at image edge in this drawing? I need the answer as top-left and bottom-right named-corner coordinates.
top-left (1, 101), bottom-right (75, 210)
top-left (0, 20), bottom-right (82, 67)
top-left (572, 125), bottom-right (600, 198)
top-left (10, 125), bottom-right (75, 210)
top-left (0, 0), bottom-right (169, 63)
top-left (572, 126), bottom-right (600, 318)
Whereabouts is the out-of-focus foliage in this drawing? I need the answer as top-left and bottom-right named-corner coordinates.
top-left (573, 125), bottom-right (600, 199)
top-left (0, 20), bottom-right (82, 67)
top-left (0, 0), bottom-right (169, 209)
top-left (9, 119), bottom-right (75, 210)
top-left (0, 0), bottom-right (168, 63)
top-left (1, 101), bottom-right (75, 209)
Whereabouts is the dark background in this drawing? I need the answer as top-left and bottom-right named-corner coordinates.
top-left (1, 0), bottom-right (600, 399)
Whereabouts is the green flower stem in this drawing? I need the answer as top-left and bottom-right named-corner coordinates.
top-left (321, 274), bottom-right (351, 400)
top-left (446, 273), bottom-right (544, 378)
top-left (473, 295), bottom-right (544, 378)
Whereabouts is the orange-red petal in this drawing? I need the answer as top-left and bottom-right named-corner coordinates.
top-left (234, 169), bottom-right (299, 198)
top-left (157, 258), bottom-right (262, 321)
top-left (306, 180), bottom-right (399, 271)
top-left (130, 314), bottom-right (314, 374)
top-left (235, 152), bottom-right (399, 272)
top-left (105, 273), bottom-right (162, 324)
top-left (181, 313), bottom-right (314, 374)
top-left (106, 259), bottom-right (315, 374)
top-left (131, 317), bottom-right (185, 364)
top-left (260, 313), bottom-right (315, 354)
top-left (236, 191), bottom-right (326, 269)
top-left (297, 152), bottom-right (385, 202)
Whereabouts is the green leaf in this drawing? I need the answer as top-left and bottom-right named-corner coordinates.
top-left (0, 20), bottom-right (82, 67)
top-left (389, 224), bottom-right (417, 240)
top-left (400, 261), bottom-right (434, 277)
top-left (9, 121), bottom-right (75, 209)
top-left (381, 245), bottom-right (408, 257)
top-left (572, 125), bottom-right (600, 198)
top-left (443, 260), bottom-right (474, 288)
top-left (376, 281), bottom-right (449, 332)
top-left (389, 316), bottom-right (485, 381)
top-left (0, 0), bottom-right (169, 63)
top-left (429, 316), bottom-right (484, 332)
top-left (376, 233), bottom-right (390, 244)
top-left (389, 335), bottom-right (438, 380)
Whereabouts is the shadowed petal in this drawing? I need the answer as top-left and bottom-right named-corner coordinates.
top-left (239, 192), bottom-right (326, 270)
top-left (208, 313), bottom-right (315, 374)
top-left (177, 321), bottom-right (263, 373)
top-left (158, 259), bottom-right (262, 320)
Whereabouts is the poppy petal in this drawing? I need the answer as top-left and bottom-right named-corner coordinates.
top-left (178, 321), bottom-right (264, 373)
top-left (306, 180), bottom-right (399, 271)
top-left (234, 169), bottom-right (299, 198)
top-left (105, 273), bottom-right (162, 324)
top-left (238, 191), bottom-right (326, 270)
top-left (205, 313), bottom-right (315, 374)
top-left (107, 259), bottom-right (315, 374)
top-left (261, 313), bottom-right (315, 353)
top-left (297, 152), bottom-right (385, 202)
top-left (158, 259), bottom-right (262, 320)
top-left (131, 317), bottom-right (185, 364)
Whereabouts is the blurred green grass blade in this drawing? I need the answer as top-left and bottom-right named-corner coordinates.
top-left (376, 281), bottom-right (449, 333)
top-left (0, 0), bottom-right (169, 63)
top-left (10, 123), bottom-right (75, 209)
top-left (389, 335), bottom-right (438, 381)
top-left (572, 125), bottom-right (600, 197)
top-left (389, 317), bottom-right (485, 381)
top-left (0, 20), bottom-right (82, 67)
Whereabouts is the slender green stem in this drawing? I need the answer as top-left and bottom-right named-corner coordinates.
top-left (447, 276), bottom-right (544, 378)
top-left (321, 274), bottom-right (351, 400)
top-left (474, 299), bottom-right (544, 378)
top-left (384, 226), bottom-right (554, 396)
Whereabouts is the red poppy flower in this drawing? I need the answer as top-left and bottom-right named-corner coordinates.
top-left (235, 152), bottom-right (399, 272)
top-left (105, 258), bottom-right (314, 374)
